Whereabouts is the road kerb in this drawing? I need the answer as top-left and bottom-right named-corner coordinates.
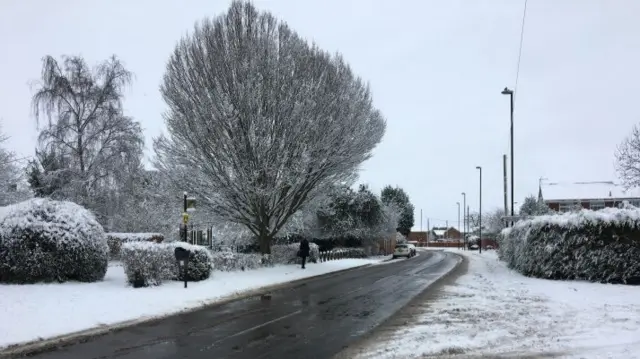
top-left (0, 261), bottom-right (378, 358)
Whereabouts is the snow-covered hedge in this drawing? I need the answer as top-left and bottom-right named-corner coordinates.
top-left (106, 232), bottom-right (164, 259)
top-left (210, 251), bottom-right (263, 271)
top-left (121, 241), bottom-right (213, 287)
top-left (499, 208), bottom-right (640, 284)
top-left (0, 198), bottom-right (108, 284)
top-left (271, 242), bottom-right (320, 264)
top-left (342, 247), bottom-right (368, 258)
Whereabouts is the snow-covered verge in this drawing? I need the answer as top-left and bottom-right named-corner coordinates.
top-left (121, 241), bottom-right (214, 286)
top-left (0, 257), bottom-right (384, 350)
top-left (500, 207), bottom-right (640, 284)
top-left (354, 249), bottom-right (640, 359)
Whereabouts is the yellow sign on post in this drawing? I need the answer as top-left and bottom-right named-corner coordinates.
top-left (182, 212), bottom-right (189, 224)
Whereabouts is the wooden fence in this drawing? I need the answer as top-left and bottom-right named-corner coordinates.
top-left (417, 241), bottom-right (464, 248)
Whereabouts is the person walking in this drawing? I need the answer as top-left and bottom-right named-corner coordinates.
top-left (299, 238), bottom-right (310, 269)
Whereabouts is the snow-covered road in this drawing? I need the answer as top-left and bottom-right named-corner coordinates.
top-left (0, 257), bottom-right (387, 350)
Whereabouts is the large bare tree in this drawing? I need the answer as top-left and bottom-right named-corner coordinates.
top-left (31, 55), bottom-right (144, 225)
top-left (154, 1), bottom-right (386, 254)
top-left (616, 124), bottom-right (640, 189)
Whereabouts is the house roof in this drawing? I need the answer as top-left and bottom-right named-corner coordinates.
top-left (541, 181), bottom-right (640, 201)
top-left (433, 229), bottom-right (446, 236)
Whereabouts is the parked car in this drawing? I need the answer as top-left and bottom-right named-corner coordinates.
top-left (392, 244), bottom-right (414, 259)
top-left (407, 243), bottom-right (417, 256)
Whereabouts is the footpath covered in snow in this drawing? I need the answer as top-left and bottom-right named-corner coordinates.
top-left (354, 250), bottom-right (640, 359)
top-left (0, 257), bottom-right (385, 350)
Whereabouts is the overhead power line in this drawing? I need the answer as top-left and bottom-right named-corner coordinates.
top-left (513, 0), bottom-right (529, 101)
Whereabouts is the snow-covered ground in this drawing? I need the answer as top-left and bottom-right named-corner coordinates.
top-left (355, 249), bottom-right (640, 359)
top-left (0, 257), bottom-right (385, 350)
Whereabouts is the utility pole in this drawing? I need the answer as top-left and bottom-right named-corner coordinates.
top-left (456, 202), bottom-right (461, 249)
top-left (445, 220), bottom-right (448, 239)
top-left (420, 208), bottom-right (423, 231)
top-left (476, 166), bottom-right (483, 254)
top-left (503, 154), bottom-right (508, 226)
top-left (461, 192), bottom-right (466, 250)
top-left (466, 205), bottom-right (470, 249)
top-left (426, 218), bottom-right (430, 247)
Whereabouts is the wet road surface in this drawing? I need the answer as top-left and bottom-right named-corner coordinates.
top-left (22, 251), bottom-right (460, 359)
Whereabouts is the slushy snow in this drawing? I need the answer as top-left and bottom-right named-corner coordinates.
top-left (355, 249), bottom-right (640, 358)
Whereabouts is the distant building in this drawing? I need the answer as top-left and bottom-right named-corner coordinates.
top-left (430, 227), bottom-right (462, 241)
top-left (540, 181), bottom-right (640, 213)
top-left (407, 231), bottom-right (429, 246)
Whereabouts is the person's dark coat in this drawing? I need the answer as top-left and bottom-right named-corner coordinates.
top-left (299, 239), bottom-right (310, 257)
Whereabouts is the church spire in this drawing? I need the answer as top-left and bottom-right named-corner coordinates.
top-left (538, 180), bottom-right (544, 203)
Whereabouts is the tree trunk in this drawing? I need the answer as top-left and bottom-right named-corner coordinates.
top-left (258, 232), bottom-right (272, 255)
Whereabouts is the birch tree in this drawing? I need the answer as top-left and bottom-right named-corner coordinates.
top-left (30, 55), bottom-right (145, 225)
top-left (154, 1), bottom-right (386, 254)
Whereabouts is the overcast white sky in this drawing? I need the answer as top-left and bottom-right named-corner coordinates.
top-left (1, 0), bottom-right (639, 230)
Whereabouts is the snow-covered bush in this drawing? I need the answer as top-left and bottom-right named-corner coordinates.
top-left (210, 251), bottom-right (263, 271)
top-left (499, 208), bottom-right (640, 284)
top-left (271, 242), bottom-right (320, 264)
top-left (121, 241), bottom-right (213, 287)
top-left (0, 198), bottom-right (108, 284)
top-left (120, 242), bottom-right (167, 287)
top-left (106, 232), bottom-right (164, 259)
top-left (343, 247), bottom-right (368, 258)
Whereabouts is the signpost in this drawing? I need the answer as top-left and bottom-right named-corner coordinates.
top-left (182, 192), bottom-right (196, 243)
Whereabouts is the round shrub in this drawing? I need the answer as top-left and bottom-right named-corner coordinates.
top-left (499, 208), bottom-right (640, 284)
top-left (169, 242), bottom-right (213, 281)
top-left (106, 232), bottom-right (164, 260)
top-left (121, 241), bottom-right (213, 287)
top-left (0, 198), bottom-right (108, 284)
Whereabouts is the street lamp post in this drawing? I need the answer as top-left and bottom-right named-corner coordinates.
top-left (456, 201), bottom-right (461, 249)
top-left (461, 192), bottom-right (466, 250)
top-left (502, 87), bottom-right (515, 226)
top-left (476, 166), bottom-right (483, 254)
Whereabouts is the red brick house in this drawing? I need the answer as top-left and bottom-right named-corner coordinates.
top-left (444, 227), bottom-right (462, 240)
top-left (407, 231), bottom-right (429, 246)
top-left (541, 181), bottom-right (640, 212)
